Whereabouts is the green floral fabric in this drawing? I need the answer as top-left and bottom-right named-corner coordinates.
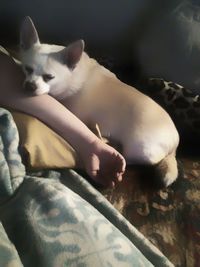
top-left (0, 108), bottom-right (174, 267)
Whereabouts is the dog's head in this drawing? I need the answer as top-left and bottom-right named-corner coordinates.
top-left (20, 16), bottom-right (84, 96)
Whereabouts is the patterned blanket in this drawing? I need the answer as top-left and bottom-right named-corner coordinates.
top-left (0, 108), bottom-right (174, 267)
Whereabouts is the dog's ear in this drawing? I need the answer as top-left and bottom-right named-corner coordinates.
top-left (20, 16), bottom-right (40, 50)
top-left (62, 40), bottom-right (85, 69)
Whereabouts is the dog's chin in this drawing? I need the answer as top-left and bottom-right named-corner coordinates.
top-left (26, 89), bottom-right (49, 97)
top-left (35, 89), bottom-right (49, 96)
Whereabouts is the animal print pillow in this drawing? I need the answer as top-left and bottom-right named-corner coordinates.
top-left (140, 78), bottom-right (200, 139)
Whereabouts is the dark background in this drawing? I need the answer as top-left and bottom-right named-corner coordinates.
top-left (0, 0), bottom-right (182, 64)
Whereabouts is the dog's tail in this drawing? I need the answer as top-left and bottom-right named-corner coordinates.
top-left (154, 152), bottom-right (178, 187)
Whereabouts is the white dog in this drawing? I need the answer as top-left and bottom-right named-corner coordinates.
top-left (20, 16), bottom-right (179, 187)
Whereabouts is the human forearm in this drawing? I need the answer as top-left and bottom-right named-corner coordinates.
top-left (0, 91), bottom-right (98, 154)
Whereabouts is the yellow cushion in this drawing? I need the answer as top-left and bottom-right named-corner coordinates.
top-left (11, 111), bottom-right (78, 169)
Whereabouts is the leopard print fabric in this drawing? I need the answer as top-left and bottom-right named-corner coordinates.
top-left (141, 78), bottom-right (200, 137)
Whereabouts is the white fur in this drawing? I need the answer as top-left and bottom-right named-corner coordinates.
top-left (21, 43), bottom-right (180, 164)
top-left (20, 27), bottom-right (180, 186)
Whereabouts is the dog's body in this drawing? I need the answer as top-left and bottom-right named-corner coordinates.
top-left (20, 17), bottom-right (179, 187)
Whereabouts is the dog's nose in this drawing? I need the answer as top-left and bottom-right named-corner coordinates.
top-left (24, 81), bottom-right (37, 93)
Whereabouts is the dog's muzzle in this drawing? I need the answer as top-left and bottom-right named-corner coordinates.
top-left (24, 81), bottom-right (37, 93)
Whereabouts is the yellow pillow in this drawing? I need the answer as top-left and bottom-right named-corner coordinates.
top-left (11, 111), bottom-right (78, 169)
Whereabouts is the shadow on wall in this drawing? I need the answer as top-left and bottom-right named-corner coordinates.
top-left (1, 0), bottom-right (199, 94)
top-left (0, 0), bottom-right (166, 63)
top-left (137, 0), bottom-right (200, 94)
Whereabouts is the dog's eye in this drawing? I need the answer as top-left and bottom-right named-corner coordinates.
top-left (25, 65), bottom-right (33, 75)
top-left (42, 74), bottom-right (55, 82)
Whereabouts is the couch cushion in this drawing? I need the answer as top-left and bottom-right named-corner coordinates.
top-left (12, 111), bottom-right (78, 169)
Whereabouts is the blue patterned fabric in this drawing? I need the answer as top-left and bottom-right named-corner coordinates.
top-left (0, 108), bottom-right (174, 267)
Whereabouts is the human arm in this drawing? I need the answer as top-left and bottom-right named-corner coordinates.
top-left (0, 52), bottom-right (126, 186)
